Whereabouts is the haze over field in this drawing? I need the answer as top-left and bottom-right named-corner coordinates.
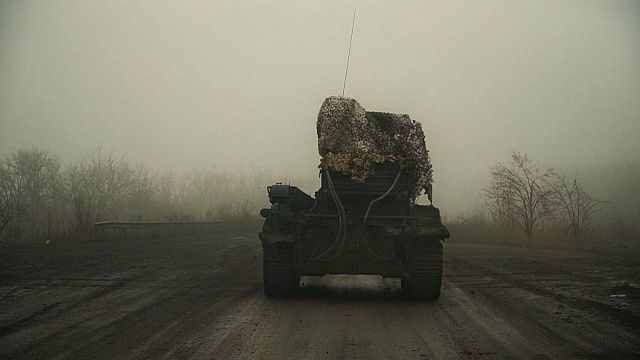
top-left (1, 0), bottom-right (639, 213)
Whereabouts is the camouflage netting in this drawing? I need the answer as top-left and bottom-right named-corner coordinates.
top-left (317, 96), bottom-right (432, 203)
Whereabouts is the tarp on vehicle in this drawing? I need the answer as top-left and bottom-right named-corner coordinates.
top-left (316, 96), bottom-right (432, 203)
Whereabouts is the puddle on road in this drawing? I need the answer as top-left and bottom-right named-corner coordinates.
top-left (298, 274), bottom-right (403, 299)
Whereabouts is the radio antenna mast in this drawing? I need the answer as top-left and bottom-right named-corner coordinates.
top-left (341, 9), bottom-right (356, 97)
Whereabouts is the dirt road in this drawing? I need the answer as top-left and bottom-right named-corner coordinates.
top-left (1, 225), bottom-right (639, 359)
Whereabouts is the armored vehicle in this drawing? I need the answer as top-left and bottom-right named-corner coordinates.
top-left (258, 98), bottom-right (449, 299)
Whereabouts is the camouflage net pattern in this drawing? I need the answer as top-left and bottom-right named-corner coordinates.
top-left (317, 96), bottom-right (432, 203)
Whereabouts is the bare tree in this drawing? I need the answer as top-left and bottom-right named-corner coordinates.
top-left (125, 163), bottom-right (159, 221)
top-left (155, 173), bottom-right (181, 220)
top-left (0, 161), bottom-right (26, 245)
top-left (487, 189), bottom-right (519, 236)
top-left (6, 149), bottom-right (62, 207)
top-left (484, 151), bottom-right (557, 244)
top-left (552, 172), bottom-right (607, 243)
top-left (66, 149), bottom-right (133, 233)
top-left (1, 149), bottom-right (64, 244)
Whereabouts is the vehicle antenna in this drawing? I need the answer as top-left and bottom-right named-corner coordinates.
top-left (341, 9), bottom-right (356, 97)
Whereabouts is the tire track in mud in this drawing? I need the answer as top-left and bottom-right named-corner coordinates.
top-left (446, 256), bottom-right (640, 358)
top-left (0, 273), bottom-right (151, 354)
top-left (454, 256), bottom-right (640, 331)
top-left (0, 301), bottom-right (63, 338)
top-left (53, 250), bottom-right (259, 360)
top-left (0, 235), bottom-right (260, 359)
top-left (1, 272), bottom-right (173, 357)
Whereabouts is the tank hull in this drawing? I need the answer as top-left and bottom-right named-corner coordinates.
top-left (258, 167), bottom-right (449, 299)
top-left (259, 212), bottom-right (448, 278)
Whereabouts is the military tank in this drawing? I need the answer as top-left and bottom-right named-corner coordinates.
top-left (258, 97), bottom-right (449, 299)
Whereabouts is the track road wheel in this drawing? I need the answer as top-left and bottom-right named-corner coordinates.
top-left (404, 240), bottom-right (443, 300)
top-left (263, 243), bottom-right (297, 297)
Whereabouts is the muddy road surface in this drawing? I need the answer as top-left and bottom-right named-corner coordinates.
top-left (1, 225), bottom-right (639, 359)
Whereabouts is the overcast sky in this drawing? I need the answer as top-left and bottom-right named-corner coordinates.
top-left (1, 0), bottom-right (639, 213)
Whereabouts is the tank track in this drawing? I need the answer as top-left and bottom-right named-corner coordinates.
top-left (263, 243), bottom-right (298, 297)
top-left (403, 240), bottom-right (443, 300)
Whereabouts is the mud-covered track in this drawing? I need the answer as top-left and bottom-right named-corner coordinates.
top-left (1, 228), bottom-right (639, 359)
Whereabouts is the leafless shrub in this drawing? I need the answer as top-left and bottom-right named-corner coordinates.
top-left (552, 172), bottom-right (607, 243)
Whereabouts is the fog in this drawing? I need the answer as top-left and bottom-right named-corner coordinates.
top-left (1, 0), bottom-right (639, 214)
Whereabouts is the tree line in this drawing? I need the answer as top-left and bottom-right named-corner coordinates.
top-left (0, 148), bottom-right (299, 246)
top-left (1, 147), bottom-right (632, 247)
